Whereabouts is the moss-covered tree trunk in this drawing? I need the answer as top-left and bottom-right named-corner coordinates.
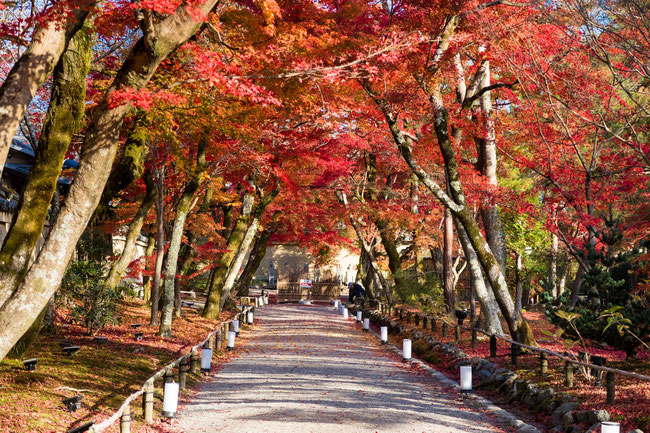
top-left (0, 1), bottom-right (222, 361)
top-left (0, 29), bottom-right (92, 307)
top-left (94, 111), bottom-right (151, 221)
top-left (202, 191), bottom-right (255, 319)
top-left (159, 140), bottom-right (207, 337)
top-left (456, 219), bottom-right (503, 335)
top-left (0, 0), bottom-right (96, 175)
top-left (105, 171), bottom-right (155, 289)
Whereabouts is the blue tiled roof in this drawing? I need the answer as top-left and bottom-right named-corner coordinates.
top-left (10, 138), bottom-right (34, 157)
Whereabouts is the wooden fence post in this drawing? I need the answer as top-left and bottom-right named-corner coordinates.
top-left (489, 335), bottom-right (497, 358)
top-left (442, 322), bottom-right (448, 337)
top-left (422, 316), bottom-right (428, 329)
top-left (179, 356), bottom-right (189, 390)
top-left (511, 343), bottom-right (519, 367)
top-left (471, 329), bottom-right (477, 349)
top-left (540, 352), bottom-right (548, 375)
top-left (431, 319), bottom-right (437, 333)
top-left (454, 326), bottom-right (460, 342)
top-left (606, 372), bottom-right (615, 404)
top-left (414, 314), bottom-right (420, 327)
top-left (120, 404), bottom-right (130, 433)
top-left (143, 382), bottom-right (154, 423)
top-left (565, 361), bottom-right (574, 387)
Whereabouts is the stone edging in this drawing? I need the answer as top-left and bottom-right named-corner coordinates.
top-left (349, 306), bottom-right (643, 433)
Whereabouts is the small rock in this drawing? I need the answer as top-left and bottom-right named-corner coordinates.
top-left (588, 410), bottom-right (610, 424)
top-left (516, 425), bottom-right (540, 433)
top-left (552, 402), bottom-right (579, 426)
top-left (478, 368), bottom-right (493, 381)
top-left (563, 411), bottom-right (576, 430)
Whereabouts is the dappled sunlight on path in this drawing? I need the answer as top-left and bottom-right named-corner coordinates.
top-left (177, 304), bottom-right (508, 433)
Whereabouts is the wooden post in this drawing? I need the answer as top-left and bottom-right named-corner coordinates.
top-left (143, 382), bottom-right (154, 424)
top-left (540, 352), bottom-right (548, 375)
top-left (120, 404), bottom-right (131, 433)
top-left (179, 356), bottom-right (189, 390)
top-left (606, 372), bottom-right (615, 404)
top-left (454, 326), bottom-right (460, 341)
top-left (489, 335), bottom-right (497, 358)
top-left (510, 343), bottom-right (519, 367)
top-left (406, 312), bottom-right (411, 324)
top-left (422, 316), bottom-right (428, 329)
top-left (442, 322), bottom-right (448, 337)
top-left (190, 349), bottom-right (198, 374)
top-left (415, 314), bottom-right (420, 327)
top-left (565, 361), bottom-right (574, 387)
top-left (471, 329), bottom-right (477, 349)
top-left (398, 309), bottom-right (403, 319)
top-left (431, 319), bottom-right (437, 333)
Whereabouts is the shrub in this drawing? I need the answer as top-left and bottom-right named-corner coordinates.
top-left (59, 260), bottom-right (122, 335)
top-left (544, 240), bottom-right (650, 357)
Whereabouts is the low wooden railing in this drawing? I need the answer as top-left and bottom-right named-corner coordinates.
top-left (76, 297), bottom-right (267, 433)
top-left (366, 301), bottom-right (650, 405)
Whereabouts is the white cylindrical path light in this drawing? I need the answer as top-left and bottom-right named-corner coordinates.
top-left (460, 366), bottom-right (472, 393)
top-left (380, 326), bottom-right (388, 344)
top-left (201, 348), bottom-right (212, 372)
top-left (247, 311), bottom-right (254, 324)
top-left (356, 311), bottom-right (362, 322)
top-left (227, 331), bottom-right (236, 350)
top-left (334, 300), bottom-right (339, 309)
top-left (233, 319), bottom-right (240, 336)
top-left (363, 318), bottom-right (370, 332)
top-left (162, 382), bottom-right (180, 417)
top-left (343, 308), bottom-right (348, 319)
top-left (403, 339), bottom-right (412, 361)
top-left (601, 422), bottom-right (620, 433)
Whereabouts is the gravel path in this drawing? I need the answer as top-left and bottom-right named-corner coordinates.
top-left (177, 304), bottom-right (509, 433)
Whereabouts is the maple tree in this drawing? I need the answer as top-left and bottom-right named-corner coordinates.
top-left (0, 0), bottom-right (647, 360)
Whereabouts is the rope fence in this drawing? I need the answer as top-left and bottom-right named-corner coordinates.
top-left (368, 301), bottom-right (650, 405)
top-left (74, 295), bottom-right (268, 433)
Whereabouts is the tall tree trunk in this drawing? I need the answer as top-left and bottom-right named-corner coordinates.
top-left (94, 111), bottom-right (151, 221)
top-left (569, 263), bottom-right (585, 308)
top-left (159, 140), bottom-right (207, 337)
top-left (218, 216), bottom-right (260, 311)
top-left (0, 0), bottom-right (223, 360)
top-left (551, 233), bottom-right (559, 298)
top-left (142, 234), bottom-right (155, 303)
top-left (475, 61), bottom-right (507, 274)
top-left (150, 165), bottom-right (166, 326)
top-left (0, 1), bottom-right (96, 175)
top-left (375, 219), bottom-right (406, 295)
top-left (235, 228), bottom-right (272, 296)
top-left (442, 207), bottom-right (455, 312)
top-left (515, 252), bottom-right (523, 315)
top-left (456, 219), bottom-right (503, 335)
top-left (105, 171), bottom-right (155, 289)
top-left (0, 29), bottom-right (91, 306)
top-left (203, 190), bottom-right (255, 319)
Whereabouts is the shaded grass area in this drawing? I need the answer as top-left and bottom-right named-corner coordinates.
top-left (0, 298), bottom-right (236, 433)
top-left (386, 305), bottom-right (650, 432)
